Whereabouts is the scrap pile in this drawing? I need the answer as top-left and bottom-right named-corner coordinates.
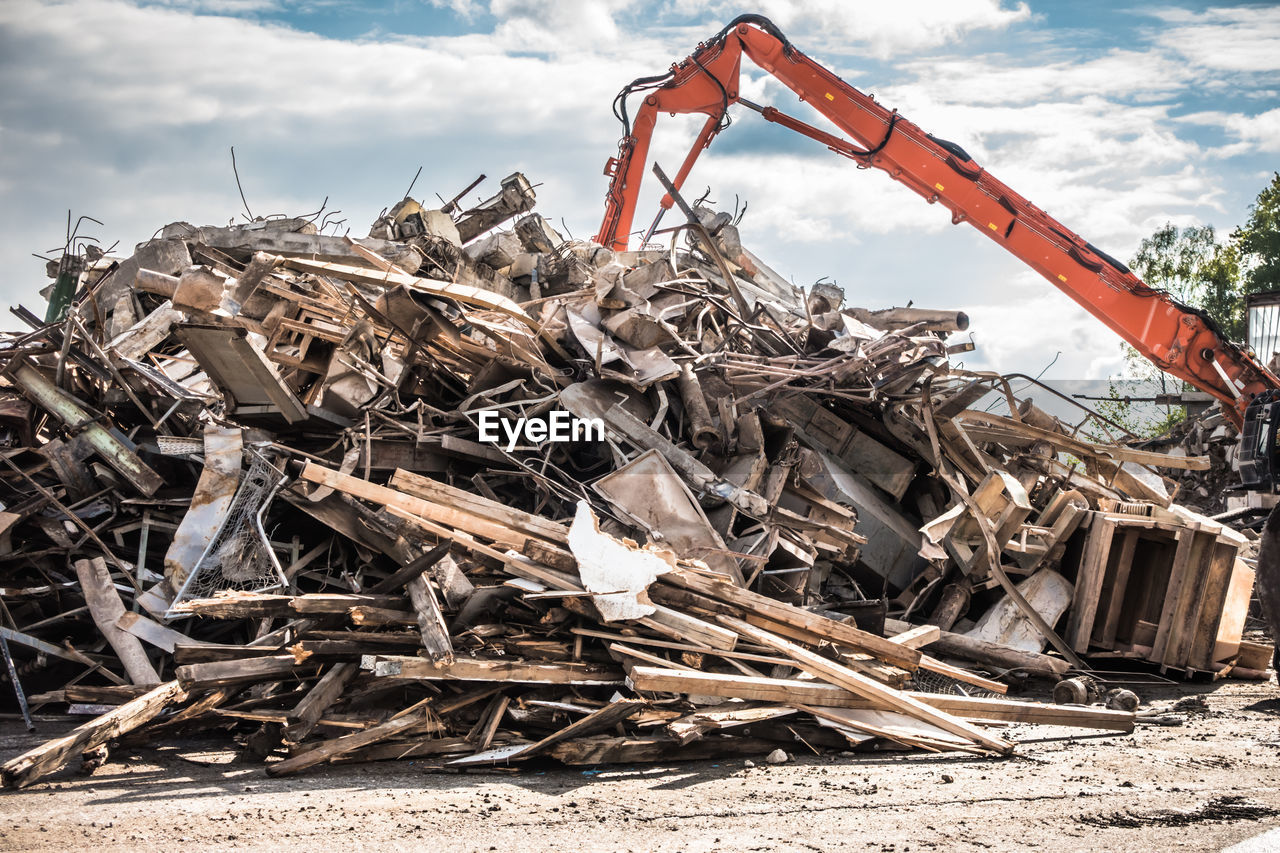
top-left (0, 172), bottom-right (1268, 787)
top-left (1136, 405), bottom-right (1241, 515)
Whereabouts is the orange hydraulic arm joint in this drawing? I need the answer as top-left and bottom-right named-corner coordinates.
top-left (594, 14), bottom-right (1280, 432)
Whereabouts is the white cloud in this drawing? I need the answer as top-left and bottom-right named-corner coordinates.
top-left (424, 0), bottom-right (483, 17)
top-left (962, 275), bottom-right (1130, 380)
top-left (672, 0), bottom-right (1030, 58)
top-left (0, 0), bottom-right (642, 138)
top-left (141, 0), bottom-right (281, 11)
top-left (488, 0), bottom-right (643, 53)
top-left (1152, 6), bottom-right (1280, 73)
top-left (1180, 107), bottom-right (1280, 156)
top-left (692, 152), bottom-right (953, 242)
top-left (894, 50), bottom-right (1194, 106)
top-left (0, 0), bottom-right (1274, 381)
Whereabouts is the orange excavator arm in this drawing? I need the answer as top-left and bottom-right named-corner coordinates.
top-left (595, 14), bottom-right (1278, 429)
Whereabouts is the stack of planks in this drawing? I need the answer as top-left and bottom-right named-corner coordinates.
top-left (3, 461), bottom-right (1134, 787)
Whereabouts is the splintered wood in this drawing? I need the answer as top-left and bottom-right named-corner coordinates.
top-left (0, 169), bottom-right (1262, 789)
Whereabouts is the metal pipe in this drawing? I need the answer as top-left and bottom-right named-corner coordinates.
top-left (0, 635), bottom-right (34, 731)
top-left (677, 364), bottom-right (720, 450)
top-left (844, 307), bottom-right (970, 333)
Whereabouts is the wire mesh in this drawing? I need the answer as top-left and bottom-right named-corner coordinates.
top-left (168, 450), bottom-right (289, 612)
top-left (909, 668), bottom-right (1005, 699)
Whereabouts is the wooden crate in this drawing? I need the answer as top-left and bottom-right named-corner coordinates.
top-left (1066, 504), bottom-right (1251, 675)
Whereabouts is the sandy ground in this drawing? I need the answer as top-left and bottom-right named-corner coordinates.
top-left (1, 680), bottom-right (1280, 852)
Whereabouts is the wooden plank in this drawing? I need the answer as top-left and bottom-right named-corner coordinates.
top-left (323, 736), bottom-right (475, 764)
top-left (665, 706), bottom-right (797, 744)
top-left (170, 592), bottom-right (296, 618)
top-left (369, 540), bottom-right (453, 594)
top-left (548, 734), bottom-right (777, 765)
top-left (1067, 515), bottom-right (1115, 652)
top-left (390, 498), bottom-right (743, 652)
top-left (267, 705), bottom-right (435, 777)
top-left (1151, 528), bottom-right (1208, 665)
top-left (390, 502), bottom-right (740, 652)
top-left (74, 557), bottom-right (160, 685)
top-left (642, 605), bottom-right (738, 652)
top-left (469, 694), bottom-right (511, 751)
top-left (608, 642), bottom-right (700, 673)
top-left (717, 616), bottom-right (1013, 754)
top-left (281, 257), bottom-right (534, 326)
top-left (406, 575), bottom-right (453, 663)
top-left (627, 667), bottom-right (1132, 731)
top-left (2, 681), bottom-right (188, 788)
top-left (286, 662), bottom-right (358, 742)
top-left (570, 628), bottom-right (792, 667)
top-left (1164, 531), bottom-right (1214, 668)
top-left (660, 567), bottom-right (920, 670)
top-left (738, 611), bottom-right (910, 687)
top-left (888, 624), bottom-right (940, 649)
top-left (367, 656), bottom-right (625, 686)
top-left (1161, 530), bottom-right (1219, 669)
top-left (1213, 561), bottom-right (1256, 663)
top-left (293, 594), bottom-right (409, 615)
top-left (376, 497), bottom-right (581, 593)
top-left (1188, 542), bottom-right (1240, 670)
top-left (450, 699), bottom-right (645, 766)
top-left (389, 469), bottom-right (569, 544)
top-left (176, 655), bottom-right (316, 689)
top-left (800, 704), bottom-right (983, 753)
top-left (882, 618), bottom-right (1068, 679)
top-left (287, 639), bottom-right (420, 661)
top-left (215, 710), bottom-right (374, 730)
top-left (520, 698), bottom-right (643, 755)
top-left (141, 686), bottom-right (236, 734)
top-left (59, 685), bottom-right (151, 705)
top-left (116, 611), bottom-right (227, 655)
top-left (955, 410), bottom-right (1210, 470)
top-left (348, 606), bottom-right (417, 627)
top-left (303, 462), bottom-right (554, 551)
top-left (1098, 529), bottom-right (1140, 648)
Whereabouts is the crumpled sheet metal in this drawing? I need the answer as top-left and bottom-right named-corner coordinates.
top-left (163, 426), bottom-right (242, 589)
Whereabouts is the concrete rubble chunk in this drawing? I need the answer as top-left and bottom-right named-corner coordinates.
top-left (456, 172), bottom-right (537, 244)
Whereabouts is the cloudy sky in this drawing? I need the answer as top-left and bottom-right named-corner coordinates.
top-left (1, 0), bottom-right (1277, 380)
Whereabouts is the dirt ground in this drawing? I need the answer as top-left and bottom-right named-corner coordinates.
top-left (1, 679), bottom-right (1280, 852)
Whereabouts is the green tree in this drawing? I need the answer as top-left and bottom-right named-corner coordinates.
top-left (1234, 171), bottom-right (1280, 298)
top-left (1099, 176), bottom-right (1280, 436)
top-left (1130, 222), bottom-right (1243, 341)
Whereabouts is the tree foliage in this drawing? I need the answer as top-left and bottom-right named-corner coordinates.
top-left (1130, 223), bottom-right (1243, 341)
top-left (1234, 171), bottom-right (1280, 298)
top-left (1101, 174), bottom-right (1280, 434)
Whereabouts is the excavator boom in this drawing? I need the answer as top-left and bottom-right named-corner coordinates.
top-left (596, 15), bottom-right (1279, 447)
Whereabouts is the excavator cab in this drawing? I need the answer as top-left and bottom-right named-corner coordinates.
top-left (1238, 391), bottom-right (1280, 491)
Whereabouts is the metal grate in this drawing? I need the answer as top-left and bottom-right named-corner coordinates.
top-left (156, 435), bottom-right (205, 458)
